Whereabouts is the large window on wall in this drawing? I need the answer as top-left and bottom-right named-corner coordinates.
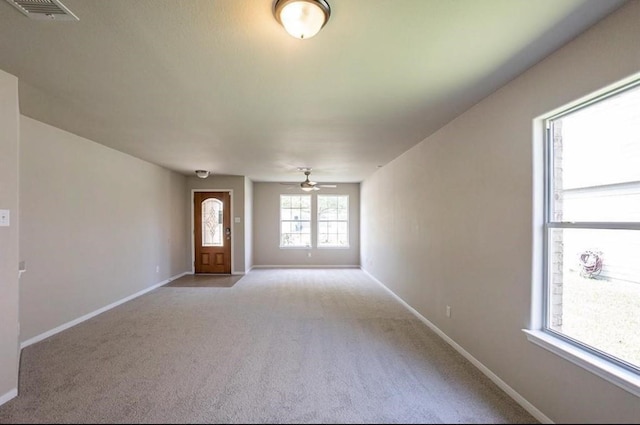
top-left (279, 194), bottom-right (350, 249)
top-left (280, 195), bottom-right (311, 248)
top-left (317, 195), bottom-right (349, 248)
top-left (540, 79), bottom-right (640, 384)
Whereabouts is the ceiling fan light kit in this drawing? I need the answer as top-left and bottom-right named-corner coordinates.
top-left (273, 0), bottom-right (331, 40)
top-left (284, 168), bottom-right (336, 191)
top-left (300, 170), bottom-right (318, 191)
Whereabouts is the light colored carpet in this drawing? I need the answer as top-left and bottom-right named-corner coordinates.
top-left (0, 269), bottom-right (537, 424)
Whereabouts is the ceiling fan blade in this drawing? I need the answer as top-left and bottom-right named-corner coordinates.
top-left (291, 169), bottom-right (335, 191)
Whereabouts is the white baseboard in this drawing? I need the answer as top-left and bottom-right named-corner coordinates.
top-left (251, 265), bottom-right (360, 269)
top-left (360, 267), bottom-right (553, 425)
top-left (232, 271), bottom-right (245, 275)
top-left (0, 388), bottom-right (17, 407)
top-left (20, 271), bottom-right (191, 350)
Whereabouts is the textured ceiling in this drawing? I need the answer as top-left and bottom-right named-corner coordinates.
top-left (0, 0), bottom-right (626, 182)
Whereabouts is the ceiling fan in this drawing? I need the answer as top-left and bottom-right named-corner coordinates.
top-left (282, 168), bottom-right (337, 192)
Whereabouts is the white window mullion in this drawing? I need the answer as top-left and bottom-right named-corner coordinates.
top-left (547, 222), bottom-right (640, 230)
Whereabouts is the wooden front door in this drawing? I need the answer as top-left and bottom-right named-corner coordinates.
top-left (194, 192), bottom-right (231, 274)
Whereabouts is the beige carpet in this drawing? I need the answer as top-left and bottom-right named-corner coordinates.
top-left (0, 269), bottom-right (537, 424)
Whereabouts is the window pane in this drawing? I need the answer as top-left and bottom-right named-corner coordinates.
top-left (562, 188), bottom-right (640, 222)
top-left (547, 228), bottom-right (640, 369)
top-left (282, 233), bottom-right (296, 246)
top-left (338, 196), bottom-right (348, 219)
top-left (281, 222), bottom-right (291, 233)
top-left (299, 221), bottom-right (311, 233)
top-left (338, 222), bottom-right (348, 234)
top-left (301, 196), bottom-right (311, 209)
top-left (317, 195), bottom-right (349, 248)
top-left (317, 196), bottom-right (327, 210)
top-left (280, 195), bottom-right (311, 248)
top-left (551, 84), bottom-right (640, 222)
top-left (202, 198), bottom-right (223, 247)
top-left (318, 199), bottom-right (336, 220)
top-left (318, 220), bottom-right (349, 247)
top-left (318, 208), bottom-right (334, 221)
top-left (280, 208), bottom-right (292, 220)
top-left (288, 210), bottom-right (299, 221)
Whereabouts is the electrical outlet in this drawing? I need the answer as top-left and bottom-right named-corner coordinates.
top-left (446, 305), bottom-right (452, 318)
top-left (307, 252), bottom-right (312, 258)
top-left (156, 265), bottom-right (160, 273)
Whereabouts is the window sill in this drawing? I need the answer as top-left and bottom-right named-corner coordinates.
top-left (523, 329), bottom-right (640, 398)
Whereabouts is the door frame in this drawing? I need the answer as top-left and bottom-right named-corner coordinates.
top-left (191, 189), bottom-right (235, 274)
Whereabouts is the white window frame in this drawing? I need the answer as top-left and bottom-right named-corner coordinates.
top-left (279, 194), bottom-right (312, 248)
top-left (317, 195), bottom-right (349, 248)
top-left (525, 77), bottom-right (640, 398)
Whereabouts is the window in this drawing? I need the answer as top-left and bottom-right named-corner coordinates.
top-left (279, 193), bottom-right (350, 249)
top-left (280, 195), bottom-right (311, 248)
top-left (317, 195), bottom-right (349, 248)
top-left (540, 80), bottom-right (640, 379)
top-left (201, 198), bottom-right (223, 247)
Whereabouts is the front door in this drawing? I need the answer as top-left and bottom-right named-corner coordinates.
top-left (194, 192), bottom-right (231, 274)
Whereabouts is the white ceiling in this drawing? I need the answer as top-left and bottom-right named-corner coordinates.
top-left (0, 0), bottom-right (626, 182)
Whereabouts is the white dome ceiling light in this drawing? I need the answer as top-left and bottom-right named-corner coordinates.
top-left (273, 0), bottom-right (331, 40)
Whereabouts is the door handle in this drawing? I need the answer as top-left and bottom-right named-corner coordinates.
top-left (225, 227), bottom-right (231, 239)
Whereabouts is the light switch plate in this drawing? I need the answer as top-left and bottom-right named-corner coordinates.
top-left (234, 217), bottom-right (241, 223)
top-left (0, 209), bottom-right (9, 226)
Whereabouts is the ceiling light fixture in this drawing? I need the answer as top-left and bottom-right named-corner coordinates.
top-left (273, 0), bottom-right (331, 40)
top-left (300, 169), bottom-right (319, 191)
top-left (195, 170), bottom-right (210, 179)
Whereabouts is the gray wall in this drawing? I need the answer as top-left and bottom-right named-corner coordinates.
top-left (0, 70), bottom-right (19, 402)
top-left (244, 177), bottom-right (253, 271)
top-left (19, 116), bottom-right (190, 342)
top-left (188, 175), bottom-right (246, 274)
top-left (253, 182), bottom-right (359, 267)
top-left (360, 2), bottom-right (640, 423)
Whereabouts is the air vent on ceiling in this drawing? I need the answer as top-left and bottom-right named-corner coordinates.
top-left (5, 0), bottom-right (78, 21)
